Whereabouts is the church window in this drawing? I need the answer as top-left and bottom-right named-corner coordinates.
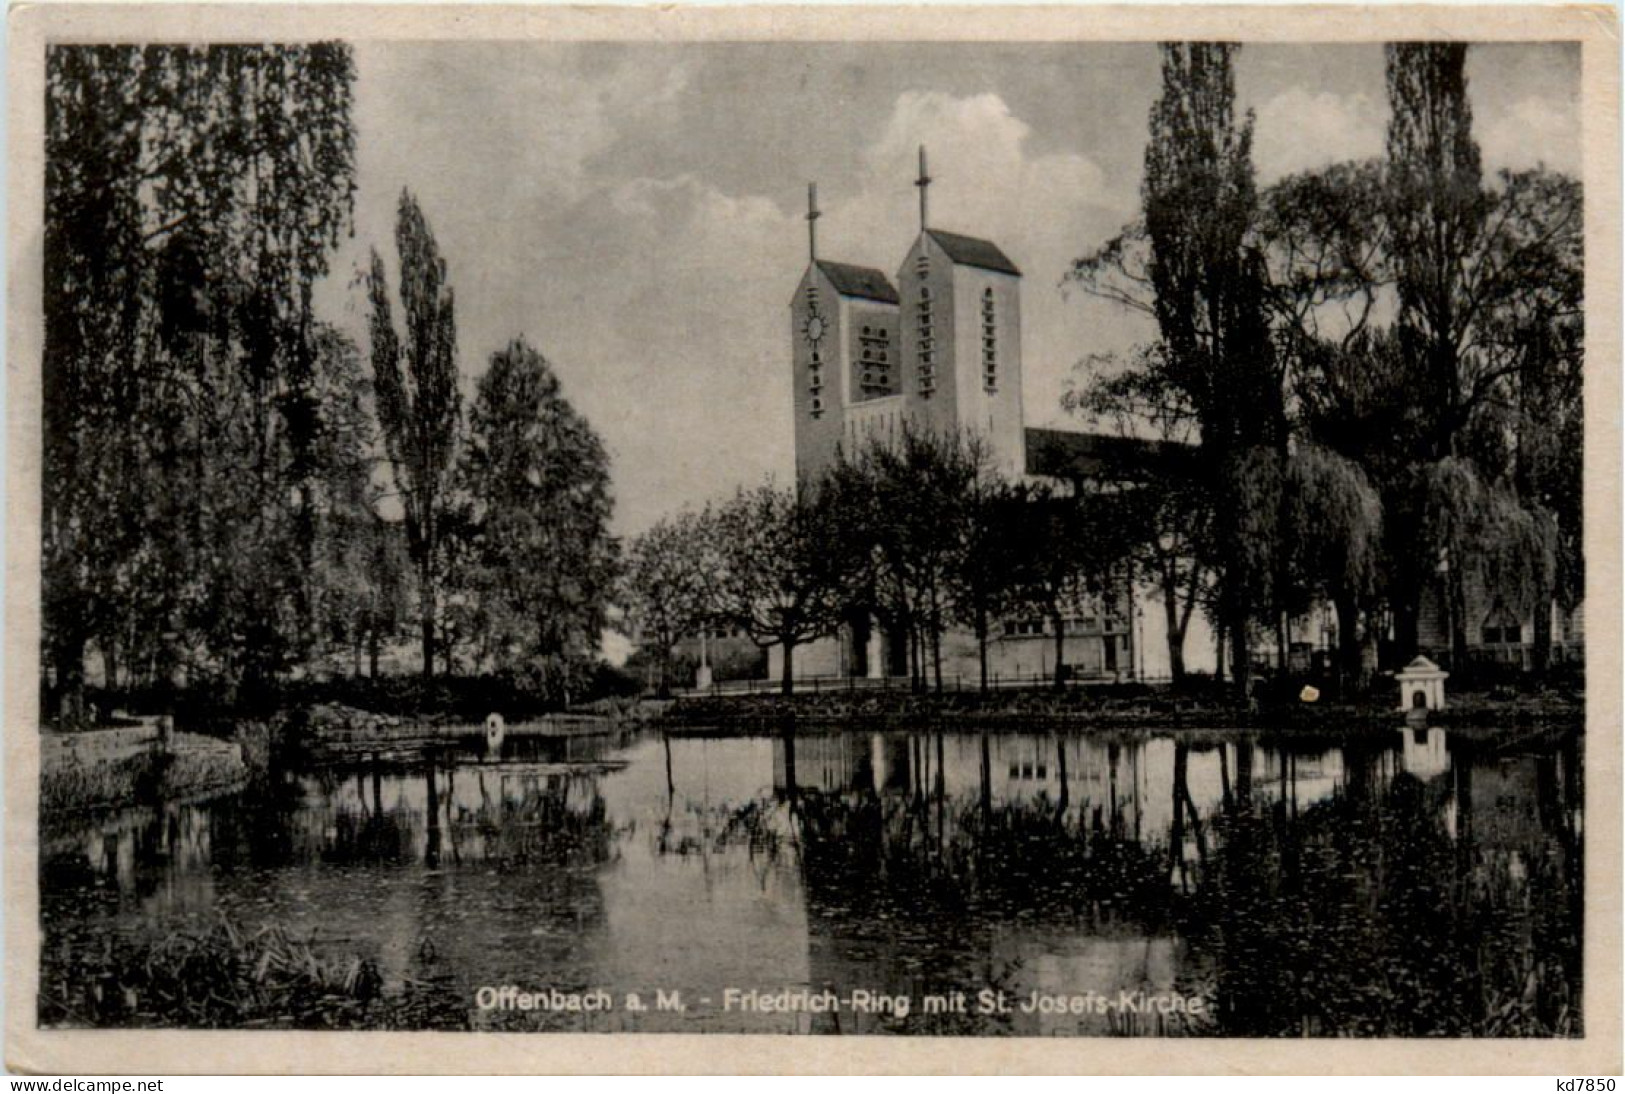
top-left (982, 288), bottom-right (998, 390)
top-left (857, 315), bottom-right (895, 397)
top-left (1002, 619), bottom-right (1045, 637)
top-left (917, 282), bottom-right (936, 396)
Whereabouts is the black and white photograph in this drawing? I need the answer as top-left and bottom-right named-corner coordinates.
top-left (8, 2), bottom-right (1619, 1074)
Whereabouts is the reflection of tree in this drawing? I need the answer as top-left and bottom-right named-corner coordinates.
top-left (783, 771), bottom-right (1175, 1035)
top-left (1180, 745), bottom-right (1582, 1037)
top-left (462, 773), bottom-right (613, 868)
top-left (790, 780), bottom-right (1177, 931)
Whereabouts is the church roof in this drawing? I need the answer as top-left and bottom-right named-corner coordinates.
top-left (1024, 427), bottom-right (1195, 482)
top-left (816, 260), bottom-right (900, 305)
top-left (927, 229), bottom-right (1022, 276)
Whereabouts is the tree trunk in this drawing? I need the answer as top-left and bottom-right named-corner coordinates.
top-left (420, 557), bottom-right (436, 681)
top-left (1230, 607), bottom-right (1251, 700)
top-left (1162, 575), bottom-right (1186, 688)
top-left (368, 622), bottom-right (381, 679)
top-left (1448, 561), bottom-right (1469, 670)
top-left (1052, 607), bottom-right (1066, 690)
top-left (1392, 584), bottom-right (1421, 667)
top-left (976, 614), bottom-right (990, 693)
top-left (1214, 616), bottom-right (1226, 686)
top-left (102, 634), bottom-right (119, 695)
top-left (931, 620), bottom-right (943, 694)
top-left (52, 631), bottom-right (88, 728)
top-left (1334, 589), bottom-right (1362, 694)
top-left (780, 638), bottom-right (796, 696)
top-left (1531, 597), bottom-right (1553, 676)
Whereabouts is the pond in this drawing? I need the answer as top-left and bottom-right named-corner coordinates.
top-left (39, 724), bottom-right (1583, 1037)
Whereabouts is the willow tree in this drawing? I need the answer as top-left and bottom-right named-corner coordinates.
top-left (43, 44), bottom-right (356, 716)
top-left (1282, 445), bottom-right (1384, 686)
top-left (367, 190), bottom-right (462, 680)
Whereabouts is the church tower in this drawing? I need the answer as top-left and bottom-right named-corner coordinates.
top-left (895, 147), bottom-right (1027, 479)
top-left (790, 183), bottom-right (902, 479)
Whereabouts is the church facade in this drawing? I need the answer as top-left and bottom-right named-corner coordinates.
top-left (771, 152), bottom-right (1183, 686)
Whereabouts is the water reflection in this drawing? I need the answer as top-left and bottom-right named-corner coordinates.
top-left (40, 724), bottom-right (1582, 1036)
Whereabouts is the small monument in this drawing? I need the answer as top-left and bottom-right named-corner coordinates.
top-left (484, 712), bottom-right (506, 752)
top-left (1395, 656), bottom-right (1449, 712)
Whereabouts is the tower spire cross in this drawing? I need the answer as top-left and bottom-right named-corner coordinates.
top-left (806, 182), bottom-right (821, 262)
top-left (914, 145), bottom-right (932, 231)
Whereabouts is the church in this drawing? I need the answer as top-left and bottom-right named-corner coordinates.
top-left (749, 148), bottom-right (1584, 691)
top-left (771, 149), bottom-right (1205, 686)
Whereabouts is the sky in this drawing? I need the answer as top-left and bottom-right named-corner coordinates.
top-left (310, 41), bottom-right (1580, 536)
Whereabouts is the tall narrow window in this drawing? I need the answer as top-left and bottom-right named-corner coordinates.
top-left (917, 282), bottom-right (935, 396)
top-left (806, 285), bottom-right (825, 418)
top-left (982, 287), bottom-right (997, 391)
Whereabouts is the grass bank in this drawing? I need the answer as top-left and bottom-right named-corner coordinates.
top-left (39, 918), bottom-right (465, 1030)
top-left (40, 728), bottom-right (249, 814)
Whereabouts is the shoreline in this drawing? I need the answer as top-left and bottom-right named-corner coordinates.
top-left (654, 691), bottom-right (1583, 740)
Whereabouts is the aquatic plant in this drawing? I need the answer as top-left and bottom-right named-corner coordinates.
top-left (39, 918), bottom-right (462, 1030)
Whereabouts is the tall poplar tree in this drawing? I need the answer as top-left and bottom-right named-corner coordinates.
top-left (1140, 42), bottom-right (1281, 694)
top-left (367, 190), bottom-right (462, 680)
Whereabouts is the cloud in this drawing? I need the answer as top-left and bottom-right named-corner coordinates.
top-left (1478, 95), bottom-right (1581, 176)
top-left (1250, 88), bottom-right (1386, 180)
top-left (826, 91), bottom-right (1139, 436)
top-left (317, 71), bottom-right (1152, 536)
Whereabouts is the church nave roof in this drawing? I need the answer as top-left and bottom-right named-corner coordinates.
top-left (925, 229), bottom-right (1022, 276)
top-left (815, 260), bottom-right (901, 305)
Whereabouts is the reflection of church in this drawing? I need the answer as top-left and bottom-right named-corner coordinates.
top-left (778, 149), bottom-right (1178, 684)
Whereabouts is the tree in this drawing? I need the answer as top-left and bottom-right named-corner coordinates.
top-left (624, 510), bottom-right (716, 696)
top-left (43, 44), bottom-right (357, 717)
top-left (1002, 483), bottom-right (1138, 690)
top-left (1378, 45), bottom-right (1581, 664)
top-left (460, 338), bottom-right (618, 702)
top-left (299, 325), bottom-right (393, 678)
top-left (1280, 444), bottom-right (1384, 687)
top-left (823, 424), bottom-right (986, 692)
top-left (712, 481), bottom-right (846, 695)
top-left (951, 476), bottom-right (1025, 692)
top-left (367, 190), bottom-right (462, 680)
top-left (1066, 346), bottom-right (1210, 687)
top-left (1074, 42), bottom-right (1280, 695)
